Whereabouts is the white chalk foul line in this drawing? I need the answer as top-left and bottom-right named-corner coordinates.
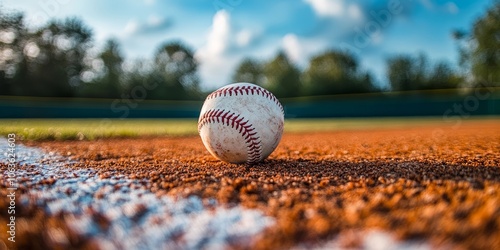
top-left (293, 230), bottom-right (431, 250)
top-left (0, 138), bottom-right (274, 249)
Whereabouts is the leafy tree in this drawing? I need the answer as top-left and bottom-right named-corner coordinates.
top-left (0, 11), bottom-right (28, 95)
top-left (151, 41), bottom-right (200, 100)
top-left (303, 50), bottom-right (374, 95)
top-left (425, 61), bottom-right (462, 89)
top-left (0, 8), bottom-right (208, 100)
top-left (387, 55), bottom-right (424, 91)
top-left (32, 18), bottom-right (93, 97)
top-left (98, 39), bottom-right (124, 96)
top-left (469, 1), bottom-right (500, 85)
top-left (79, 39), bottom-right (124, 98)
top-left (263, 52), bottom-right (301, 98)
top-left (453, 1), bottom-right (500, 86)
top-left (0, 14), bottom-right (93, 97)
top-left (232, 58), bottom-right (264, 86)
top-left (452, 29), bottom-right (470, 74)
top-left (387, 53), bottom-right (460, 91)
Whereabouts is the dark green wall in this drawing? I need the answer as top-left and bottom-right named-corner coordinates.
top-left (1, 88), bottom-right (498, 118)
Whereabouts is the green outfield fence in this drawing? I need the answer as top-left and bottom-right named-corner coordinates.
top-left (1, 88), bottom-right (499, 118)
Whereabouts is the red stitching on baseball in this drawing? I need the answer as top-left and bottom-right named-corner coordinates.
top-left (206, 85), bottom-right (284, 115)
top-left (198, 109), bottom-right (263, 164)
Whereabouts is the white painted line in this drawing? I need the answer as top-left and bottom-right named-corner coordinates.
top-left (293, 230), bottom-right (432, 250)
top-left (0, 138), bottom-right (274, 249)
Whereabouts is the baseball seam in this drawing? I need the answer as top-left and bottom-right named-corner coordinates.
top-left (198, 109), bottom-right (263, 164)
top-left (206, 85), bottom-right (285, 115)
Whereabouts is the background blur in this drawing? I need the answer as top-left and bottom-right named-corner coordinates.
top-left (0, 0), bottom-right (499, 118)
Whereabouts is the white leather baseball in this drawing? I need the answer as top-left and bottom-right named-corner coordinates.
top-left (198, 82), bottom-right (284, 164)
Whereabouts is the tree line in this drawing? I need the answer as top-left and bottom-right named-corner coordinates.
top-left (0, 2), bottom-right (498, 100)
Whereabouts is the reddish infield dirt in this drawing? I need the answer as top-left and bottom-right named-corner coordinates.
top-left (2, 120), bottom-right (500, 249)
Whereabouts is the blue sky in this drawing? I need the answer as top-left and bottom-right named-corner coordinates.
top-left (2, 0), bottom-right (494, 89)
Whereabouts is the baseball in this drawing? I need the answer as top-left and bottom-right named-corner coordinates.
top-left (198, 82), bottom-right (284, 164)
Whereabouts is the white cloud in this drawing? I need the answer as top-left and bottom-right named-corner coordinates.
top-left (305, 0), bottom-right (344, 17)
top-left (122, 16), bottom-right (172, 37)
top-left (206, 10), bottom-right (231, 55)
top-left (147, 15), bottom-right (163, 26)
top-left (282, 33), bottom-right (330, 68)
top-left (195, 11), bottom-right (261, 89)
top-left (445, 2), bottom-right (459, 14)
top-left (195, 10), bottom-right (235, 89)
top-left (304, 0), bottom-right (363, 20)
top-left (419, 0), bottom-right (435, 10)
top-left (371, 31), bottom-right (384, 45)
top-left (347, 4), bottom-right (363, 20)
top-left (420, 0), bottom-right (459, 14)
top-left (124, 20), bottom-right (140, 36)
top-left (236, 30), bottom-right (253, 47)
top-left (282, 34), bottom-right (303, 64)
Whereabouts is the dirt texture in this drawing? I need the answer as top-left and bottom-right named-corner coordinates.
top-left (1, 120), bottom-right (500, 249)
